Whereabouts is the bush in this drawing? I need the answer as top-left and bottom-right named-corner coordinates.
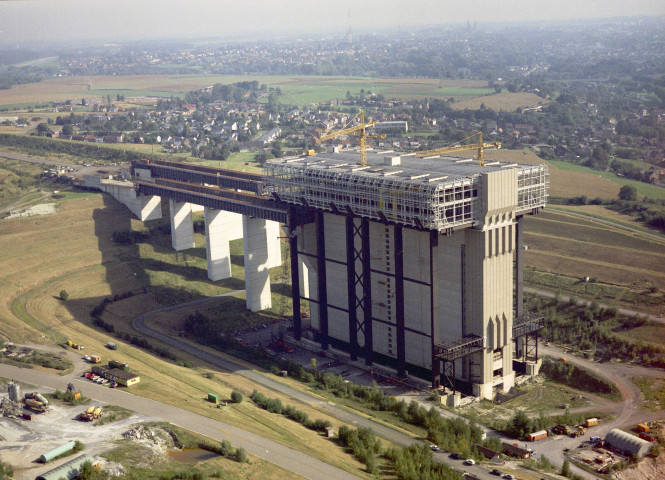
top-left (59, 290), bottom-right (69, 301)
top-left (233, 447), bottom-right (248, 463)
top-left (230, 390), bottom-right (243, 404)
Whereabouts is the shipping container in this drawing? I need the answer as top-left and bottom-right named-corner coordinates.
top-left (585, 418), bottom-right (598, 427)
top-left (207, 393), bottom-right (219, 403)
top-left (528, 430), bottom-right (548, 441)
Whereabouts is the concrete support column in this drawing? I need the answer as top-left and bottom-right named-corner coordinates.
top-left (266, 220), bottom-right (283, 268)
top-left (243, 216), bottom-right (272, 312)
top-left (137, 195), bottom-right (162, 221)
top-left (204, 208), bottom-right (233, 281)
top-left (169, 200), bottom-right (195, 251)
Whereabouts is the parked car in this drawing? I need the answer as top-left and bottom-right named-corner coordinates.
top-left (450, 453), bottom-right (462, 460)
top-left (464, 459), bottom-right (475, 465)
top-left (430, 444), bottom-right (440, 451)
top-left (490, 469), bottom-right (502, 476)
top-left (503, 475), bottom-right (515, 480)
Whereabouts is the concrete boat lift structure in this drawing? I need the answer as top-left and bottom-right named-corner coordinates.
top-left (86, 151), bottom-right (548, 400)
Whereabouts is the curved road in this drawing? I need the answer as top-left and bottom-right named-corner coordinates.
top-left (0, 362), bottom-right (359, 480)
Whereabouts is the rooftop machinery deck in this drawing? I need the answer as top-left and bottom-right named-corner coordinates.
top-left (262, 150), bottom-right (549, 232)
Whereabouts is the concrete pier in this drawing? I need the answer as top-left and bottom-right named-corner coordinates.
top-left (243, 216), bottom-right (272, 312)
top-left (204, 208), bottom-right (234, 281)
top-left (169, 200), bottom-right (195, 251)
top-left (266, 220), bottom-right (283, 268)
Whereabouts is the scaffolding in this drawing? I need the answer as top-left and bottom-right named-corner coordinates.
top-left (263, 153), bottom-right (548, 233)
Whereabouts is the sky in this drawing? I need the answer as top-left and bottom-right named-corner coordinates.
top-left (0, 0), bottom-right (663, 46)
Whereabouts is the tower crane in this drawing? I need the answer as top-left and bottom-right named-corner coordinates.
top-left (414, 132), bottom-right (501, 166)
top-left (319, 110), bottom-right (385, 166)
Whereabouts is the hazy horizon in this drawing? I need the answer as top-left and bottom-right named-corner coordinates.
top-left (0, 0), bottom-right (663, 47)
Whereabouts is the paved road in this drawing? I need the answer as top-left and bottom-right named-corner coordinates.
top-left (0, 363), bottom-right (359, 480)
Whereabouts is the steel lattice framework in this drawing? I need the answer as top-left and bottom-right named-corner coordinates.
top-left (263, 153), bottom-right (548, 233)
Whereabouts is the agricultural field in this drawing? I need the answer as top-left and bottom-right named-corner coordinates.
top-left (449, 92), bottom-right (549, 112)
top-left (522, 209), bottom-right (665, 312)
top-left (0, 74), bottom-right (496, 109)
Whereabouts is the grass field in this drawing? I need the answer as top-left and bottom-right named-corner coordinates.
top-left (460, 379), bottom-right (594, 427)
top-left (631, 377), bottom-right (665, 411)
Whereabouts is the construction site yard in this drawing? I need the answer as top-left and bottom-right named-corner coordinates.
top-left (0, 390), bottom-right (157, 480)
top-left (0, 389), bottom-right (296, 480)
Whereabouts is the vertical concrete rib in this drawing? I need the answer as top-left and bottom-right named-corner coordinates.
top-left (204, 207), bottom-right (232, 281)
top-left (515, 215), bottom-right (524, 319)
top-left (243, 216), bottom-right (272, 312)
top-left (316, 212), bottom-right (329, 350)
top-left (361, 218), bottom-right (373, 365)
top-left (289, 210), bottom-right (301, 340)
top-left (430, 231), bottom-right (440, 388)
top-left (394, 225), bottom-right (405, 376)
top-left (169, 199), bottom-right (195, 251)
top-left (346, 216), bottom-right (358, 360)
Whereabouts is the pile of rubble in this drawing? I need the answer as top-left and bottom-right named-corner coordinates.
top-left (0, 396), bottom-right (22, 418)
top-left (122, 425), bottom-right (175, 456)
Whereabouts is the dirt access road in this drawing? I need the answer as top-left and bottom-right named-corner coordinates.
top-left (0, 363), bottom-right (360, 480)
top-left (534, 345), bottom-right (665, 475)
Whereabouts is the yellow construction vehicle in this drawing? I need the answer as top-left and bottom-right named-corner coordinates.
top-left (414, 131), bottom-right (501, 166)
top-left (318, 110), bottom-right (385, 166)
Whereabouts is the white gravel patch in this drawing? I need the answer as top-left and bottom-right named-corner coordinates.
top-left (5, 203), bottom-right (57, 219)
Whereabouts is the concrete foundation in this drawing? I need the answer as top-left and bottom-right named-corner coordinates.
top-left (169, 200), bottom-right (195, 251)
top-left (525, 358), bottom-right (542, 376)
top-left (243, 216), bottom-right (272, 312)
